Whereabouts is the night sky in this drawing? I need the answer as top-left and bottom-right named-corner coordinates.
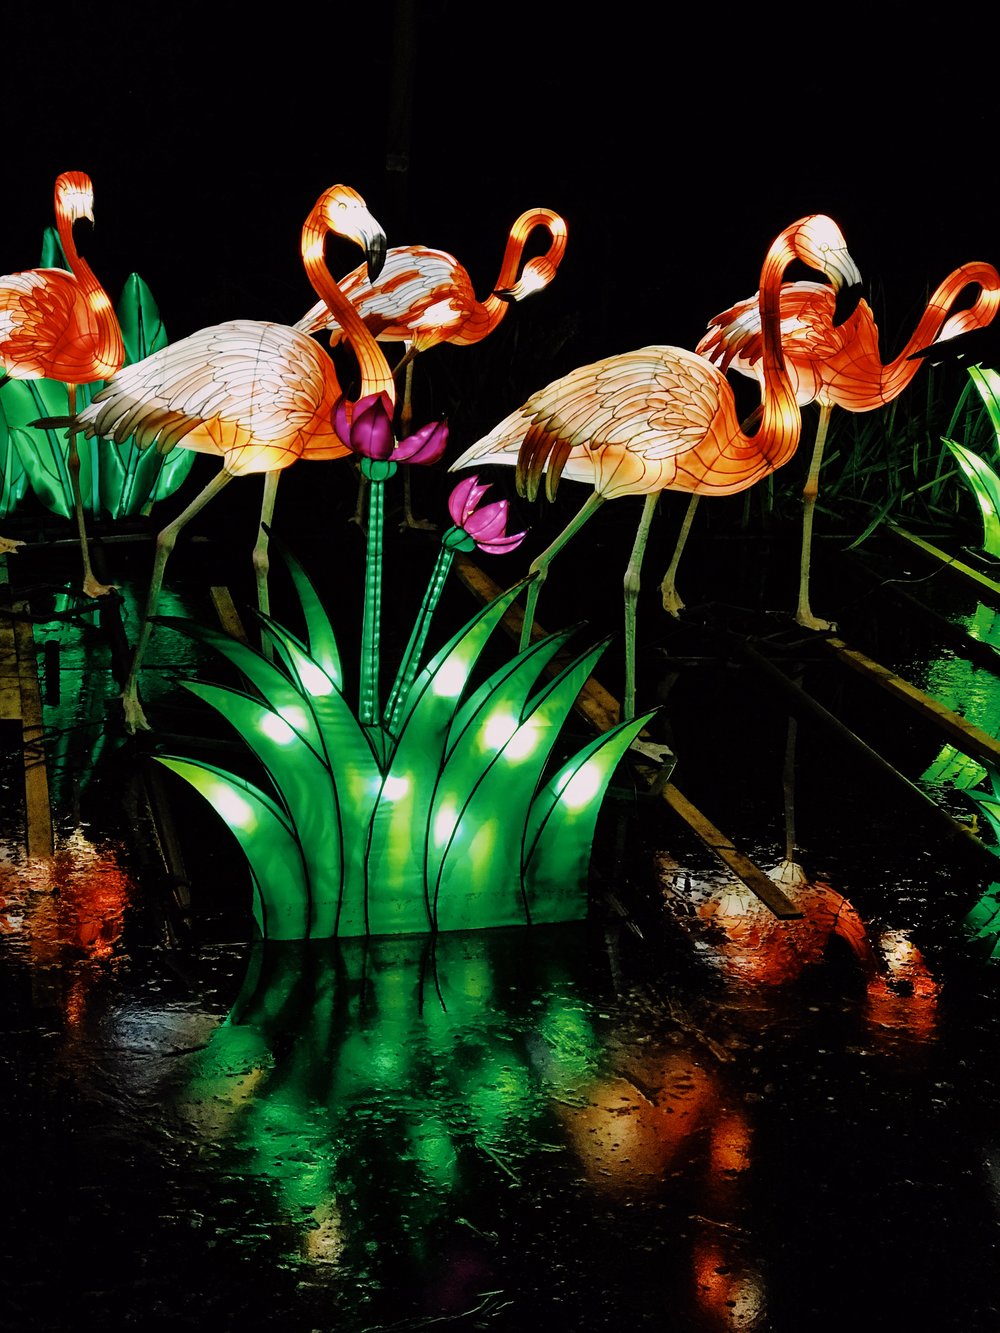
top-left (2, 5), bottom-right (996, 463)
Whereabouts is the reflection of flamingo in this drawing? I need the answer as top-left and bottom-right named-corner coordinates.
top-left (69, 185), bottom-right (394, 733)
top-left (676, 260), bottom-right (1000, 628)
top-left (450, 216), bottom-right (862, 720)
top-left (0, 171), bottom-right (124, 596)
top-left (296, 207), bottom-right (568, 526)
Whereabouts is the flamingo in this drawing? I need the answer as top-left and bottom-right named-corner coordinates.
top-left (295, 206), bottom-right (568, 525)
top-left (0, 171), bottom-right (124, 596)
top-left (61, 184), bottom-right (394, 734)
top-left (672, 259), bottom-right (1000, 628)
top-left (449, 215), bottom-right (863, 721)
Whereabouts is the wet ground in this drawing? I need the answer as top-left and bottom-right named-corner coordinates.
top-left (3, 477), bottom-right (1000, 1331)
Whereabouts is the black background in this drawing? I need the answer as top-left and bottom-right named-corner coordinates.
top-left (3, 5), bottom-right (996, 370)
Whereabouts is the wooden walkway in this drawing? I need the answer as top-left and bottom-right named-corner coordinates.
top-left (0, 556), bottom-right (53, 858)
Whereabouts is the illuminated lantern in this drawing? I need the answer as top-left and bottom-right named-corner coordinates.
top-left (687, 257), bottom-right (1000, 627)
top-left (1, 212), bottom-right (188, 528)
top-left (335, 393), bottom-right (449, 728)
top-left (941, 365), bottom-right (1000, 560)
top-left (61, 184), bottom-right (396, 734)
top-left (295, 207), bottom-right (568, 525)
top-left (154, 524), bottom-right (655, 939)
top-left (0, 172), bottom-right (125, 596)
top-left (450, 216), bottom-right (864, 721)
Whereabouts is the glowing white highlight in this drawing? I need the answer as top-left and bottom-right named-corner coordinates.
top-left (434, 804), bottom-right (459, 846)
top-left (296, 661), bottom-right (334, 697)
top-left (560, 763), bottom-right (601, 811)
top-left (214, 786), bottom-right (258, 832)
top-left (484, 712), bottom-right (519, 750)
top-left (433, 659), bottom-right (467, 698)
top-left (259, 712), bottom-right (297, 746)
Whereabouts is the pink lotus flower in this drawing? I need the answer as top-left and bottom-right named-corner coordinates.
top-left (336, 393), bottom-right (448, 465)
top-left (336, 392), bottom-right (395, 459)
top-left (447, 475), bottom-right (527, 554)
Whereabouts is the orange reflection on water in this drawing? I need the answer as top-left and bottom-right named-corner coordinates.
top-left (0, 829), bottom-right (133, 1026)
top-left (696, 877), bottom-right (875, 986)
top-left (554, 1040), bottom-right (765, 1326)
top-left (692, 1233), bottom-right (767, 1331)
top-left (864, 928), bottom-right (939, 1046)
top-left (556, 1050), bottom-right (719, 1192)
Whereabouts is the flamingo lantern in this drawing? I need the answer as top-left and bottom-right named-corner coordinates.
top-left (56, 184), bottom-right (394, 734)
top-left (0, 171), bottom-right (124, 596)
top-left (295, 206), bottom-right (568, 526)
top-left (672, 257), bottom-right (1000, 628)
top-left (450, 215), bottom-right (863, 722)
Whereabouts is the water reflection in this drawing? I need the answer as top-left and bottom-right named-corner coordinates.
top-left (171, 926), bottom-right (772, 1328)
top-left (0, 828), bottom-right (131, 1026)
top-left (657, 853), bottom-right (940, 1054)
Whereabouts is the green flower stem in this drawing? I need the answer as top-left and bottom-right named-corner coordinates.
top-left (384, 526), bottom-right (476, 735)
top-left (359, 458), bottom-right (395, 729)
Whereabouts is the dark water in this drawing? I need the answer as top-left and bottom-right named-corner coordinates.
top-left (3, 508), bottom-right (1000, 1331)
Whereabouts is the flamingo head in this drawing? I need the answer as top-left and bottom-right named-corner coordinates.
top-left (496, 208), bottom-right (568, 302)
top-left (781, 215), bottom-right (864, 327)
top-left (496, 256), bottom-right (558, 303)
top-left (54, 171), bottom-right (95, 226)
top-left (314, 184), bottom-right (387, 283)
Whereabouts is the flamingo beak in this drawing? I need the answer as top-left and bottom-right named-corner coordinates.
top-left (365, 227), bottom-right (387, 284)
top-left (493, 288), bottom-right (517, 304)
top-left (832, 281), bottom-right (864, 328)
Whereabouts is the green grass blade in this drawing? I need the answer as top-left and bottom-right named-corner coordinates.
top-left (524, 710), bottom-right (656, 920)
top-left (266, 531), bottom-right (342, 687)
top-left (179, 681), bottom-right (346, 937)
top-left (1, 378), bottom-right (72, 518)
top-left (0, 427), bottom-right (29, 519)
top-left (429, 639), bottom-right (613, 932)
top-left (155, 756), bottom-right (311, 939)
top-left (942, 438), bottom-right (1000, 556)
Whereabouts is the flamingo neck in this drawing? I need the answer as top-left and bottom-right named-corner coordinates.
top-left (56, 207), bottom-right (104, 301)
top-left (878, 261), bottom-right (1000, 402)
top-left (301, 212), bottom-right (395, 405)
top-left (55, 197), bottom-right (123, 378)
top-left (749, 237), bottom-right (801, 470)
top-left (457, 208), bottom-right (568, 347)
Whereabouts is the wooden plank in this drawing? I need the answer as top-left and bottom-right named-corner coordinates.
top-left (0, 558), bottom-right (19, 718)
top-left (453, 555), bottom-right (802, 919)
top-left (888, 522), bottom-right (1000, 599)
top-left (824, 635), bottom-right (1000, 768)
top-left (13, 599), bottom-right (53, 860)
top-left (743, 641), bottom-right (992, 864)
top-left (661, 785), bottom-right (805, 919)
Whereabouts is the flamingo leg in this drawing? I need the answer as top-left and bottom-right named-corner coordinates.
top-left (623, 492), bottom-right (659, 722)
top-left (772, 696), bottom-right (807, 887)
top-left (65, 384), bottom-right (114, 598)
top-left (253, 470), bottom-right (280, 660)
top-left (122, 467), bottom-right (235, 733)
top-left (519, 491), bottom-right (605, 653)
top-left (796, 403), bottom-right (835, 631)
top-left (660, 492), bottom-right (701, 616)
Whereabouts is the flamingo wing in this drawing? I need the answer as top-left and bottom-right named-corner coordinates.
top-left (697, 281), bottom-right (870, 407)
top-left (79, 320), bottom-right (347, 473)
top-left (453, 345), bottom-right (737, 501)
top-left (295, 247), bottom-right (477, 351)
top-left (0, 268), bottom-right (105, 382)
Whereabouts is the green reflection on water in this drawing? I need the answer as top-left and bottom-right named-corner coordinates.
top-left (176, 926), bottom-right (604, 1274)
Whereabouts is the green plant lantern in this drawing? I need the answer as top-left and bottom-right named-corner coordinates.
top-left (941, 365), bottom-right (1000, 559)
top-left (156, 399), bottom-right (658, 940)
